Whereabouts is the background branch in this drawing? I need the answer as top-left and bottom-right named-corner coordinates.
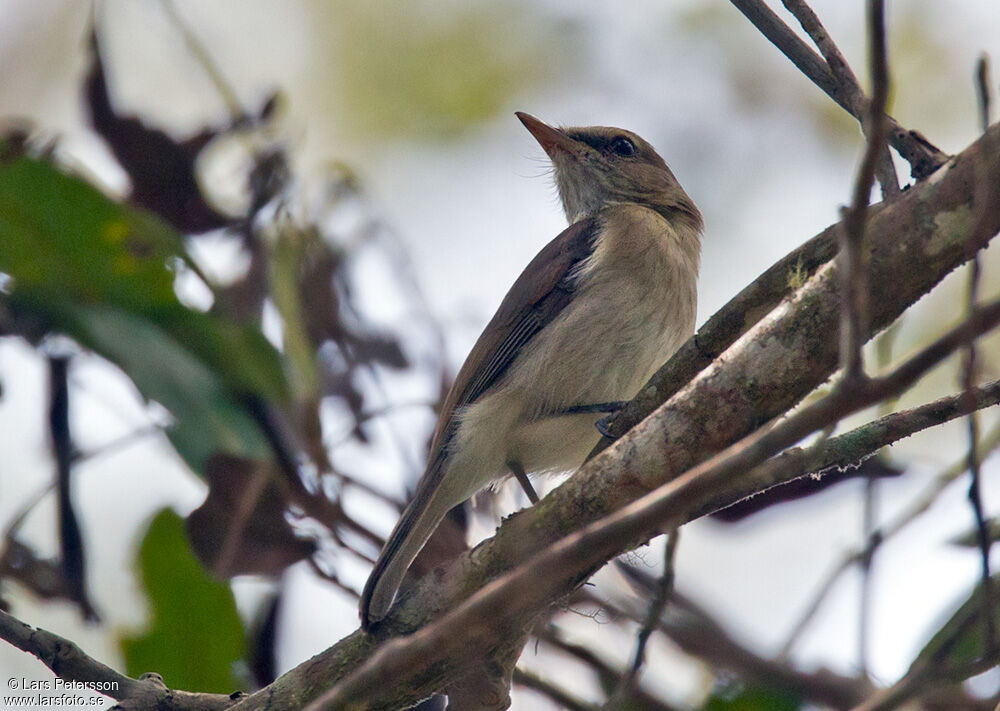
top-left (729, 0), bottom-right (948, 178)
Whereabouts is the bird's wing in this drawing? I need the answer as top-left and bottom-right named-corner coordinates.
top-left (360, 216), bottom-right (599, 627)
top-left (428, 216), bottom-right (599, 461)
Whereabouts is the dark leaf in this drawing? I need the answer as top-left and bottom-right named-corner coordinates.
top-left (346, 332), bottom-right (408, 370)
top-left (121, 508), bottom-right (246, 693)
top-left (711, 454), bottom-right (902, 522)
top-left (85, 30), bottom-right (227, 233)
top-left (186, 454), bottom-right (316, 577)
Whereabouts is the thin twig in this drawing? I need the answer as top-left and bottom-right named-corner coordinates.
top-left (839, 0), bottom-right (889, 384)
top-left (613, 530), bottom-right (679, 698)
top-left (244, 395), bottom-right (383, 549)
top-left (73, 424), bottom-right (163, 464)
top-left (513, 668), bottom-right (598, 711)
top-left (158, 0), bottom-right (244, 121)
top-left (781, 0), bottom-right (900, 197)
top-left (977, 54), bottom-right (992, 132)
top-left (48, 356), bottom-right (97, 622)
top-left (598, 575), bottom-right (874, 710)
top-left (536, 627), bottom-right (682, 711)
top-left (963, 51), bottom-right (995, 655)
top-left (858, 469), bottom-right (878, 676)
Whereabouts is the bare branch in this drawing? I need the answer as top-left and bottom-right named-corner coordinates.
top-left (512, 668), bottom-right (596, 711)
top-left (47, 356), bottom-right (97, 621)
top-left (602, 577), bottom-right (874, 710)
top-left (838, 0), bottom-right (890, 383)
top-left (535, 627), bottom-right (683, 711)
top-left (782, 417), bottom-right (1000, 657)
top-left (157, 0), bottom-right (244, 121)
top-left (613, 530), bottom-right (678, 698)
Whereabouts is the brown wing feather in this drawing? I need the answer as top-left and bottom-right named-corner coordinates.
top-left (428, 217), bottom-right (599, 460)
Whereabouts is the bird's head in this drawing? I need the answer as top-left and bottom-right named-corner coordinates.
top-left (516, 112), bottom-right (701, 232)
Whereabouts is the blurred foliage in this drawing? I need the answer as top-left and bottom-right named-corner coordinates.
top-left (120, 508), bottom-right (246, 693)
top-left (677, 5), bottom-right (856, 148)
top-left (0, 147), bottom-right (281, 470)
top-left (678, 3), bottom-right (979, 152)
top-left (891, 8), bottom-right (971, 141)
top-left (910, 573), bottom-right (1000, 675)
top-left (702, 682), bottom-right (802, 711)
top-left (307, 0), bottom-right (569, 139)
top-left (186, 454), bottom-right (316, 577)
top-left (950, 517), bottom-right (1000, 547)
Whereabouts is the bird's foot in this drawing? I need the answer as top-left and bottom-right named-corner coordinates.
top-left (595, 415), bottom-right (615, 438)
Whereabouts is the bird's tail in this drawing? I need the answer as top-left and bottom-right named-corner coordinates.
top-left (360, 455), bottom-right (452, 629)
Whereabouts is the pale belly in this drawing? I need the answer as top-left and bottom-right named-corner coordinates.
top-left (445, 267), bottom-right (694, 497)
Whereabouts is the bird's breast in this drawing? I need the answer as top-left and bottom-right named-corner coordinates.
top-left (514, 203), bottom-right (700, 417)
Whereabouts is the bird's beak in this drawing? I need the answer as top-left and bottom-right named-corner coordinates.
top-left (516, 112), bottom-right (578, 158)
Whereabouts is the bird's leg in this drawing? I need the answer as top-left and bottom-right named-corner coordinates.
top-left (560, 401), bottom-right (628, 415)
top-left (507, 460), bottom-right (539, 504)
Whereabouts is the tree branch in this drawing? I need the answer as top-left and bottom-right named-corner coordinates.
top-left (0, 609), bottom-right (233, 711)
top-left (602, 578), bottom-right (873, 710)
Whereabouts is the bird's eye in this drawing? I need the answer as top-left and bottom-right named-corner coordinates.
top-left (610, 136), bottom-right (636, 157)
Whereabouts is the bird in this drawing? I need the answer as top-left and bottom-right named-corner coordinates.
top-left (360, 112), bottom-right (702, 629)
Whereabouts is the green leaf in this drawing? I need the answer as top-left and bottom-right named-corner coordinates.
top-left (703, 683), bottom-right (802, 711)
top-left (910, 573), bottom-right (1000, 673)
top-left (121, 508), bottom-right (247, 693)
top-left (0, 150), bottom-right (287, 400)
top-left (65, 304), bottom-right (269, 468)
